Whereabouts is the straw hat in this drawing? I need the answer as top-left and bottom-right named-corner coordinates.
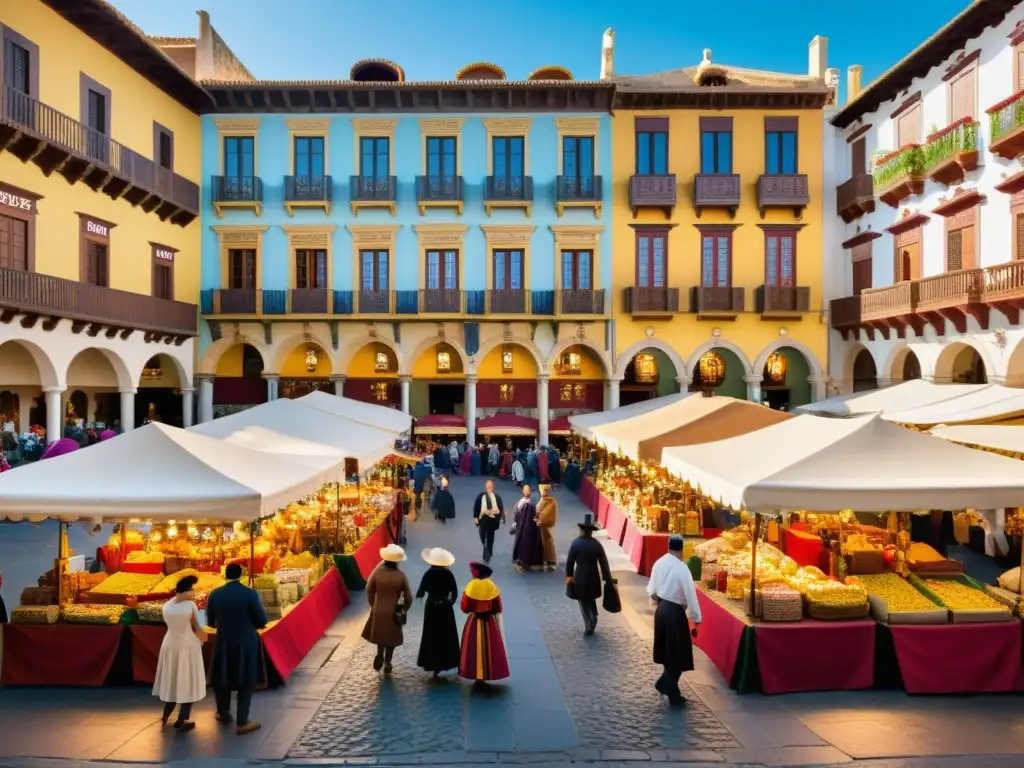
top-left (380, 544), bottom-right (407, 562)
top-left (421, 547), bottom-right (455, 567)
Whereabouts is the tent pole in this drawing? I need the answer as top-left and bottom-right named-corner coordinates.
top-left (248, 521), bottom-right (256, 586)
top-left (748, 512), bottom-right (762, 617)
top-left (55, 521), bottom-right (70, 605)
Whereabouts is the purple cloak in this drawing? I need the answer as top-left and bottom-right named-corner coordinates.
top-left (511, 498), bottom-right (543, 568)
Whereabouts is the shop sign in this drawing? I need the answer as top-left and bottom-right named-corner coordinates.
top-left (155, 248), bottom-right (174, 262)
top-left (0, 182), bottom-right (38, 214)
top-left (86, 219), bottom-right (109, 237)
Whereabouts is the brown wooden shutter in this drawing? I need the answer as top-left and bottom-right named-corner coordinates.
top-left (949, 73), bottom-right (975, 122)
top-left (852, 257), bottom-right (872, 295)
top-left (1016, 213), bottom-right (1024, 260)
top-left (898, 106), bottom-right (920, 146)
top-left (961, 225), bottom-right (975, 269)
top-left (946, 230), bottom-right (963, 272)
top-left (295, 249), bottom-right (308, 289)
top-left (1018, 48), bottom-right (1024, 90)
top-left (0, 215), bottom-right (27, 271)
top-left (851, 138), bottom-right (866, 175)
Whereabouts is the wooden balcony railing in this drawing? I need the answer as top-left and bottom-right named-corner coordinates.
top-left (836, 173), bottom-right (875, 223)
top-left (693, 174), bottom-right (741, 216)
top-left (690, 286), bottom-right (744, 315)
top-left (757, 174), bottom-right (809, 217)
top-left (860, 281), bottom-right (917, 323)
top-left (629, 175), bottom-right (677, 215)
top-left (756, 285), bottom-right (811, 314)
top-left (421, 289), bottom-right (463, 314)
top-left (559, 289), bottom-right (605, 314)
top-left (916, 269), bottom-right (985, 312)
top-left (987, 90), bottom-right (1024, 160)
top-left (623, 286), bottom-right (680, 314)
top-left (0, 267), bottom-right (197, 337)
top-left (487, 289), bottom-right (527, 314)
top-left (0, 85), bottom-right (199, 225)
top-left (829, 295), bottom-right (862, 331)
top-left (289, 288), bottom-right (329, 314)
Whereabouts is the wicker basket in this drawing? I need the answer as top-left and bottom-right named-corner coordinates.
top-left (743, 588), bottom-right (763, 617)
top-left (807, 601), bottom-right (870, 620)
top-left (845, 549), bottom-right (885, 575)
top-left (761, 587), bottom-right (803, 622)
top-left (11, 605), bottom-right (59, 624)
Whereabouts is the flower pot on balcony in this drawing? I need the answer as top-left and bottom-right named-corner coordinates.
top-left (927, 149), bottom-right (978, 186)
top-left (877, 173), bottom-right (925, 208)
top-left (874, 145), bottom-right (926, 208)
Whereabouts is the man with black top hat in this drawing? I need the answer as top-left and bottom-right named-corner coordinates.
top-left (565, 513), bottom-right (613, 635)
top-left (647, 535), bottom-right (702, 707)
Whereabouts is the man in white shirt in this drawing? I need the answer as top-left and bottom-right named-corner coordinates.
top-left (647, 535), bottom-right (701, 707)
top-left (472, 480), bottom-right (505, 563)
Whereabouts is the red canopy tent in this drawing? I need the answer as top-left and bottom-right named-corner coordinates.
top-left (476, 413), bottom-right (538, 436)
top-left (414, 414), bottom-right (467, 435)
top-left (549, 416), bottom-right (571, 436)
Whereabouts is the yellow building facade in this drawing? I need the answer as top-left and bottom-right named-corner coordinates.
top-left (606, 34), bottom-right (837, 409)
top-left (0, 0), bottom-right (207, 441)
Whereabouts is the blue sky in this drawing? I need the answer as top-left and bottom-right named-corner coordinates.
top-left (112, 0), bottom-right (971, 98)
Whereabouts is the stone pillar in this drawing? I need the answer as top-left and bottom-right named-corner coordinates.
top-left (607, 378), bottom-right (621, 410)
top-left (808, 375), bottom-right (829, 403)
top-left (263, 374), bottom-right (279, 402)
top-left (537, 375), bottom-right (550, 446)
top-left (44, 387), bottom-right (63, 445)
top-left (676, 375), bottom-right (692, 394)
top-left (120, 390), bottom-right (136, 431)
top-left (181, 389), bottom-right (195, 428)
top-left (743, 374), bottom-right (763, 404)
top-left (399, 375), bottom-right (411, 414)
top-left (876, 377), bottom-right (894, 388)
top-left (197, 375), bottom-right (214, 424)
top-left (466, 374), bottom-right (478, 445)
top-left (330, 374), bottom-right (346, 398)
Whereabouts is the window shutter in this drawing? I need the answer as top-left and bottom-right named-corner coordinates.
top-left (1018, 48), bottom-right (1024, 91)
top-left (898, 107), bottom-right (920, 146)
top-left (1017, 214), bottom-right (1024, 260)
top-left (946, 230), bottom-right (963, 272)
top-left (852, 257), bottom-right (872, 295)
top-left (950, 73), bottom-right (974, 122)
top-left (851, 138), bottom-right (866, 175)
top-left (960, 225), bottom-right (975, 270)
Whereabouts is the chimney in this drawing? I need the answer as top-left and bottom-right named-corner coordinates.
top-left (847, 65), bottom-right (863, 104)
top-left (808, 36), bottom-right (827, 79)
top-left (601, 28), bottom-right (615, 81)
top-left (195, 10), bottom-right (214, 81)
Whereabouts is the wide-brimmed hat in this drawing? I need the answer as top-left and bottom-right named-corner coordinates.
top-left (380, 544), bottom-right (407, 562)
top-left (422, 547), bottom-right (455, 567)
top-left (469, 561), bottom-right (493, 579)
top-left (578, 513), bottom-right (599, 531)
top-left (539, 484), bottom-right (551, 492)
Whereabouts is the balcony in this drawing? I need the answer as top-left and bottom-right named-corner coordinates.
top-left (757, 174), bottom-right (810, 218)
top-left (0, 267), bottom-right (196, 341)
top-left (421, 289), bottom-right (463, 314)
top-left (924, 120), bottom-right (979, 186)
top-left (484, 175), bottom-right (534, 216)
top-left (284, 175), bottom-right (332, 215)
top-left (289, 288), bottom-right (329, 314)
top-left (836, 174), bottom-right (875, 223)
top-left (350, 175), bottom-right (397, 216)
top-left (488, 289), bottom-right (528, 314)
top-left (984, 260), bottom-right (1024, 323)
top-left (356, 289), bottom-right (391, 314)
top-left (559, 289), bottom-right (605, 315)
top-left (693, 174), bottom-right (740, 218)
top-left (555, 175), bottom-right (603, 218)
top-left (860, 281), bottom-right (920, 339)
top-left (829, 295), bottom-right (862, 340)
top-left (987, 90), bottom-right (1024, 160)
top-left (873, 145), bottom-right (925, 208)
top-left (628, 175), bottom-right (677, 218)
top-left (212, 176), bottom-right (263, 217)
top-left (416, 175), bottom-right (463, 215)
top-left (916, 269), bottom-right (988, 334)
top-left (0, 86), bottom-right (199, 226)
top-left (622, 286), bottom-right (681, 317)
top-left (756, 285), bottom-right (811, 318)
top-left (690, 286), bottom-right (744, 319)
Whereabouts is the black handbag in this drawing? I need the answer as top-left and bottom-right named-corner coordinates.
top-left (602, 581), bottom-right (622, 613)
top-left (565, 579), bottom-right (578, 600)
top-left (394, 598), bottom-right (408, 626)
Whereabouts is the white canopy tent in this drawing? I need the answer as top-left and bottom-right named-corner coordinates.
top-left (796, 380), bottom-right (984, 417)
top-left (190, 397), bottom-right (396, 470)
top-left (660, 414), bottom-right (1024, 514)
top-left (569, 392), bottom-right (690, 441)
top-left (930, 424), bottom-right (1024, 455)
top-left (884, 384), bottom-right (1024, 426)
top-left (295, 391), bottom-right (412, 436)
top-left (0, 422), bottom-right (325, 522)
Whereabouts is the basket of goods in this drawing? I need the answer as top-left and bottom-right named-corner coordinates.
top-left (122, 550), bottom-right (166, 574)
top-left (63, 603), bottom-right (128, 625)
top-left (726, 568), bottom-right (750, 599)
top-left (760, 584), bottom-right (804, 622)
top-left (843, 534), bottom-right (885, 575)
top-left (701, 562), bottom-right (720, 588)
top-left (907, 543), bottom-right (963, 576)
top-left (804, 580), bottom-right (869, 620)
top-left (743, 587), bottom-right (763, 618)
top-left (254, 574), bottom-right (280, 608)
top-left (11, 605), bottom-right (60, 624)
top-left (137, 600), bottom-right (168, 623)
top-left (84, 572), bottom-right (164, 604)
top-left (153, 569), bottom-right (225, 595)
top-left (858, 573), bottom-right (947, 624)
top-left (20, 586), bottom-right (56, 606)
top-left (918, 576), bottom-right (1011, 624)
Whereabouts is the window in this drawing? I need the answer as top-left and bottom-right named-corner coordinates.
top-left (493, 250), bottom-right (523, 290)
top-left (83, 241), bottom-right (107, 287)
top-left (426, 137), bottom-right (456, 179)
top-left (224, 136), bottom-right (255, 178)
top-left (87, 89), bottom-right (106, 135)
top-left (0, 214), bottom-right (28, 271)
top-left (81, 75), bottom-right (110, 165)
top-left (765, 131), bottom-right (797, 174)
top-left (700, 233), bottom-right (732, 287)
top-left (5, 41), bottom-right (30, 94)
top-left (360, 250), bottom-right (389, 291)
top-left (1016, 212), bottom-right (1024, 261)
top-left (1017, 39), bottom-right (1024, 91)
top-left (153, 264), bottom-right (172, 299)
top-left (79, 214), bottom-right (111, 287)
top-left (764, 232), bottom-right (796, 287)
top-left (295, 249), bottom-right (327, 289)
top-left (294, 136), bottom-right (325, 178)
top-left (700, 130), bottom-right (732, 174)
top-left (562, 136), bottom-right (595, 194)
top-left (635, 232), bottom-right (666, 288)
top-left (426, 250), bottom-right (458, 290)
top-left (897, 102), bottom-right (921, 146)
top-left (3, 29), bottom-right (38, 127)
top-left (360, 136), bottom-right (390, 180)
top-left (851, 243), bottom-right (872, 296)
top-left (228, 249), bottom-right (256, 289)
top-left (561, 250), bottom-right (592, 290)
top-left (851, 137), bottom-right (866, 176)
top-left (493, 136), bottom-right (524, 185)
top-left (946, 230), bottom-right (964, 271)
top-left (948, 69), bottom-right (976, 123)
top-left (636, 126), bottom-right (668, 175)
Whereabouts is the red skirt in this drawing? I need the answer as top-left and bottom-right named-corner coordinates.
top-left (458, 613), bottom-right (510, 681)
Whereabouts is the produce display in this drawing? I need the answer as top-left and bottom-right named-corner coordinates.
top-left (125, 551), bottom-right (165, 564)
top-left (11, 605), bottom-right (60, 624)
top-left (858, 573), bottom-right (941, 613)
top-left (593, 462), bottom-right (709, 535)
top-left (921, 579), bottom-right (1007, 612)
top-left (88, 572), bottom-right (163, 595)
top-left (63, 604), bottom-right (127, 625)
top-left (153, 569), bottom-right (225, 594)
top-left (137, 600), bottom-right (167, 623)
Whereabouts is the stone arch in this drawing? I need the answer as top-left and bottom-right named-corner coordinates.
top-left (404, 336), bottom-right (470, 377)
top-left (65, 347), bottom-right (134, 392)
top-left (851, 347), bottom-right (879, 392)
top-left (132, 351), bottom-right (188, 390)
top-left (1005, 335), bottom-right (1024, 386)
top-left (197, 337), bottom-right (270, 376)
top-left (338, 335), bottom-right (403, 376)
top-left (546, 337), bottom-right (612, 378)
top-left (934, 340), bottom-right (993, 384)
top-left (472, 336), bottom-right (546, 376)
top-left (269, 331), bottom-right (335, 375)
top-left (752, 338), bottom-right (825, 381)
top-left (684, 339), bottom-right (753, 380)
top-left (615, 337), bottom-right (686, 380)
top-left (0, 338), bottom-right (61, 389)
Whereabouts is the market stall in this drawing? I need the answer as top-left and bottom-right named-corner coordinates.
top-left (884, 384), bottom-right (1024, 427)
top-left (295, 390), bottom-right (413, 436)
top-left (660, 414), bottom-right (1024, 694)
top-left (569, 392), bottom-right (690, 441)
top-left (549, 416), bottom-right (572, 436)
top-left (796, 380), bottom-right (982, 417)
top-left (414, 414), bottom-right (467, 436)
top-left (476, 413), bottom-right (538, 437)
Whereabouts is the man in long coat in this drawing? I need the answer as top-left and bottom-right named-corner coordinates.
top-left (473, 479), bottom-right (504, 563)
top-left (536, 484), bottom-right (558, 571)
top-left (565, 514), bottom-right (613, 635)
top-left (511, 484), bottom-right (543, 571)
top-left (206, 563), bottom-right (268, 735)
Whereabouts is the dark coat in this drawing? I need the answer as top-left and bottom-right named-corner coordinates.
top-left (433, 448), bottom-right (451, 470)
top-left (432, 489), bottom-right (456, 520)
top-left (472, 491), bottom-right (504, 521)
top-left (413, 462), bottom-right (431, 493)
top-left (362, 563), bottom-right (413, 648)
top-left (206, 580), bottom-right (269, 690)
top-left (0, 592), bottom-right (7, 624)
top-left (566, 535), bottom-right (612, 601)
top-left (415, 566), bottom-right (461, 673)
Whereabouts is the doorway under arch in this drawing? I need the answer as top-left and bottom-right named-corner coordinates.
top-left (213, 342), bottom-right (267, 410)
top-left (621, 348), bottom-right (680, 406)
top-left (852, 348), bottom-right (878, 392)
top-left (935, 342), bottom-right (987, 384)
top-left (689, 348), bottom-right (746, 398)
top-left (759, 346), bottom-right (812, 410)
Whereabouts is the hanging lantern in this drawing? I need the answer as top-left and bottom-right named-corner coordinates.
top-left (557, 350), bottom-right (582, 376)
top-left (634, 353), bottom-right (657, 384)
top-left (697, 351), bottom-right (726, 388)
top-left (501, 346), bottom-right (514, 374)
top-left (436, 349), bottom-right (451, 374)
top-left (305, 347), bottom-right (319, 372)
top-left (765, 351), bottom-right (787, 384)
top-left (374, 351), bottom-right (389, 373)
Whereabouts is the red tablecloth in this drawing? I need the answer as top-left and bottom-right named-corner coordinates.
top-left (353, 520), bottom-right (394, 580)
top-left (756, 617), bottom-right (875, 694)
top-left (129, 623), bottom-right (215, 684)
top-left (579, 477), bottom-right (599, 515)
top-left (781, 528), bottom-right (830, 573)
top-left (1, 624), bottom-right (125, 686)
top-left (890, 622), bottom-right (1024, 694)
top-left (261, 567), bottom-right (351, 682)
top-left (694, 589), bottom-right (746, 686)
top-left (603, 499), bottom-right (628, 545)
top-left (624, 525), bottom-right (669, 577)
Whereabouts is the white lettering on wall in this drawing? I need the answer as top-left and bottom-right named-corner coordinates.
top-left (86, 220), bottom-right (108, 237)
top-left (155, 249), bottom-right (174, 262)
top-left (0, 191), bottom-right (31, 212)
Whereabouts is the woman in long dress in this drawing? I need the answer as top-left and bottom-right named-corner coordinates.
top-left (511, 484), bottom-right (543, 571)
top-left (431, 475), bottom-right (456, 523)
top-left (458, 561), bottom-right (510, 688)
top-left (415, 548), bottom-right (461, 677)
top-left (153, 575), bottom-right (207, 731)
top-left (362, 544), bottom-right (413, 674)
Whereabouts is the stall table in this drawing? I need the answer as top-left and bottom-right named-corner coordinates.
top-left (333, 501), bottom-right (402, 590)
top-left (1, 623), bottom-right (128, 687)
